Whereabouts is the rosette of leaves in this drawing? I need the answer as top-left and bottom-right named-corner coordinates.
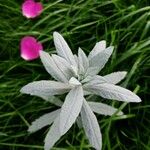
top-left (20, 32), bottom-right (141, 150)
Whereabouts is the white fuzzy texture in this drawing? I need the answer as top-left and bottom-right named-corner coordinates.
top-left (44, 116), bottom-right (61, 150)
top-left (53, 32), bottom-right (77, 67)
top-left (20, 80), bottom-right (71, 100)
top-left (21, 32), bottom-right (142, 150)
top-left (85, 83), bottom-right (141, 102)
top-left (88, 40), bottom-right (106, 59)
top-left (81, 100), bottom-right (102, 150)
top-left (28, 109), bottom-right (60, 133)
top-left (59, 86), bottom-right (84, 135)
top-left (88, 102), bottom-right (123, 116)
top-left (103, 71), bottom-right (127, 84)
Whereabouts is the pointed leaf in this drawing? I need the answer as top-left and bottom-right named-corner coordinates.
top-left (84, 83), bottom-right (141, 102)
top-left (84, 90), bottom-right (92, 96)
top-left (70, 65), bottom-right (78, 77)
top-left (74, 54), bottom-right (78, 65)
top-left (51, 54), bottom-right (74, 80)
top-left (40, 51), bottom-right (68, 82)
top-left (60, 86), bottom-right (84, 135)
top-left (28, 109), bottom-right (60, 133)
top-left (81, 75), bottom-right (93, 84)
top-left (88, 102), bottom-right (123, 116)
top-left (88, 40), bottom-right (106, 59)
top-left (46, 96), bottom-right (63, 107)
top-left (103, 71), bottom-right (127, 84)
top-left (20, 80), bottom-right (71, 100)
top-left (84, 75), bottom-right (106, 86)
top-left (86, 66), bottom-right (99, 76)
top-left (81, 99), bottom-right (102, 150)
top-left (44, 116), bottom-right (61, 150)
top-left (88, 46), bottom-right (114, 75)
top-left (53, 32), bottom-right (76, 66)
top-left (78, 48), bottom-right (89, 75)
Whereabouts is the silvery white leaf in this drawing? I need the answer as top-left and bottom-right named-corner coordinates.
top-left (40, 51), bottom-right (68, 82)
top-left (78, 62), bottom-right (85, 76)
top-left (81, 99), bottom-right (102, 150)
top-left (70, 65), bottom-right (78, 77)
top-left (46, 96), bottom-right (63, 107)
top-left (60, 86), bottom-right (84, 135)
top-left (84, 83), bottom-right (141, 102)
top-left (84, 90), bottom-right (92, 96)
top-left (51, 54), bottom-right (74, 80)
top-left (20, 80), bottom-right (71, 100)
top-left (53, 32), bottom-right (77, 66)
top-left (78, 48), bottom-right (89, 75)
top-left (81, 75), bottom-right (93, 83)
top-left (88, 102), bottom-right (123, 116)
top-left (28, 109), bottom-right (60, 133)
top-left (69, 77), bottom-right (81, 86)
top-left (74, 54), bottom-right (79, 65)
top-left (84, 75), bottom-right (107, 86)
top-left (88, 46), bottom-right (114, 75)
top-left (103, 71), bottom-right (127, 84)
top-left (44, 116), bottom-right (61, 150)
top-left (88, 40), bottom-right (106, 59)
top-left (86, 66), bottom-right (100, 76)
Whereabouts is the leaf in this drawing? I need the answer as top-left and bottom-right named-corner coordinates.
top-left (40, 51), bottom-right (68, 82)
top-left (28, 109), bottom-right (60, 133)
top-left (70, 65), bottom-right (78, 77)
top-left (84, 75), bottom-right (106, 86)
top-left (103, 71), bottom-right (127, 84)
top-left (84, 83), bottom-right (141, 102)
top-left (53, 32), bottom-right (77, 66)
top-left (69, 77), bottom-right (81, 86)
top-left (51, 54), bottom-right (74, 80)
top-left (84, 90), bottom-right (92, 96)
top-left (81, 99), bottom-right (102, 150)
top-left (20, 80), bottom-right (71, 100)
top-left (86, 66), bottom-right (100, 76)
top-left (81, 75), bottom-right (93, 84)
top-left (88, 40), bottom-right (106, 59)
top-left (74, 54), bottom-right (78, 65)
top-left (88, 102), bottom-right (123, 116)
top-left (78, 48), bottom-right (89, 75)
top-left (46, 96), bottom-right (63, 107)
top-left (60, 86), bottom-right (84, 135)
top-left (88, 46), bottom-right (114, 75)
top-left (44, 116), bottom-right (61, 150)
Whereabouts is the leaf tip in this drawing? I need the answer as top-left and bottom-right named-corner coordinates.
top-left (122, 71), bottom-right (127, 76)
top-left (53, 31), bottom-right (60, 38)
top-left (27, 127), bottom-right (33, 133)
top-left (20, 86), bottom-right (26, 94)
top-left (136, 97), bottom-right (142, 102)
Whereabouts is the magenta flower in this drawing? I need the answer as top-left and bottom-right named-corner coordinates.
top-left (20, 36), bottom-right (43, 61)
top-left (22, 0), bottom-right (43, 18)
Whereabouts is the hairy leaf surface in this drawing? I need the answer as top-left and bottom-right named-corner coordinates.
top-left (81, 99), bottom-right (102, 150)
top-left (28, 109), bottom-right (60, 133)
top-left (60, 86), bottom-right (84, 135)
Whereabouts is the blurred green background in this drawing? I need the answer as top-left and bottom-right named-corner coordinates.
top-left (0, 0), bottom-right (150, 149)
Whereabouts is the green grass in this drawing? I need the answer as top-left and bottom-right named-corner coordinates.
top-left (0, 0), bottom-right (150, 149)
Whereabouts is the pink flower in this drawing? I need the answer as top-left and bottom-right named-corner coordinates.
top-left (22, 0), bottom-right (43, 18)
top-left (20, 36), bottom-right (43, 61)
